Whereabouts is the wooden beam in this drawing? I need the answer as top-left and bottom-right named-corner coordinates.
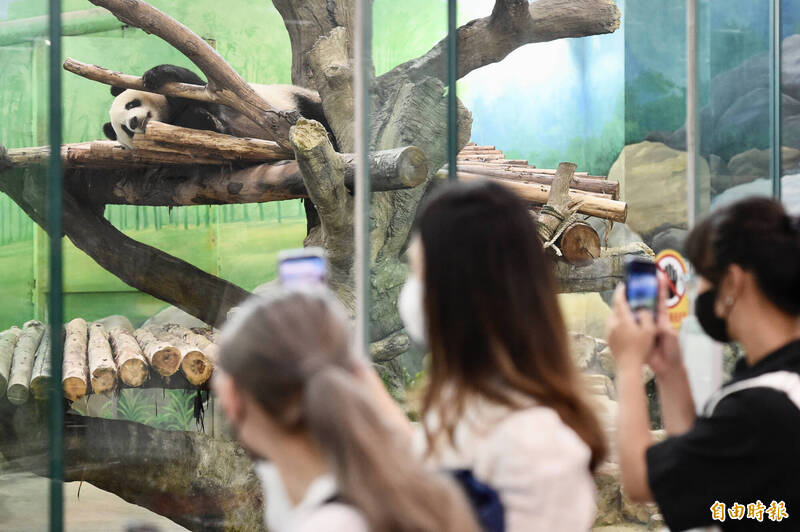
top-left (138, 121), bottom-right (293, 162)
top-left (447, 163), bottom-right (618, 198)
top-left (442, 170), bottom-right (628, 222)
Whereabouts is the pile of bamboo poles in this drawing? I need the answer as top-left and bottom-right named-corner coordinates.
top-left (0, 317), bottom-right (218, 405)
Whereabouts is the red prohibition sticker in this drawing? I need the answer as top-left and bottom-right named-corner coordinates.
top-left (655, 249), bottom-right (689, 329)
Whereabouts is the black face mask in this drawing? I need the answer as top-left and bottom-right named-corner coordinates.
top-left (695, 289), bottom-right (731, 343)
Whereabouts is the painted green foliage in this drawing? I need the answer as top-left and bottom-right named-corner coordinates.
top-left (74, 388), bottom-right (206, 432)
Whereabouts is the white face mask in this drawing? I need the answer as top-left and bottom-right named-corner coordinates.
top-left (398, 275), bottom-right (428, 347)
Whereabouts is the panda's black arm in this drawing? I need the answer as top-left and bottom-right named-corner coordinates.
top-left (142, 64), bottom-right (221, 127)
top-left (142, 64), bottom-right (207, 90)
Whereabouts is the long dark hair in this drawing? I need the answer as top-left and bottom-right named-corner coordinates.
top-left (415, 179), bottom-right (607, 470)
top-left (686, 197), bottom-right (800, 315)
top-left (218, 287), bottom-right (480, 532)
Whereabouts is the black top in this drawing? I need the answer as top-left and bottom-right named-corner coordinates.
top-left (646, 340), bottom-right (800, 531)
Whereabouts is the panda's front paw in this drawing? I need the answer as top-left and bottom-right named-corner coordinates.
top-left (143, 65), bottom-right (179, 90)
top-left (142, 64), bottom-right (206, 90)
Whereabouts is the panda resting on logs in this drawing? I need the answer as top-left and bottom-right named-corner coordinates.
top-left (103, 64), bottom-right (334, 150)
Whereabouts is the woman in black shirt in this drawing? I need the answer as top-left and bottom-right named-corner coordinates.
top-left (607, 197), bottom-right (800, 531)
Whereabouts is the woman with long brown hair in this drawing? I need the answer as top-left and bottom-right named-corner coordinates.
top-left (365, 179), bottom-right (607, 531)
top-left (213, 287), bottom-right (480, 532)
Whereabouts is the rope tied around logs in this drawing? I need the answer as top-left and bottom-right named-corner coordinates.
top-left (538, 205), bottom-right (581, 257)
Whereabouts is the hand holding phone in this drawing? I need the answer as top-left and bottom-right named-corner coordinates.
top-left (277, 247), bottom-right (327, 286)
top-left (625, 258), bottom-right (658, 315)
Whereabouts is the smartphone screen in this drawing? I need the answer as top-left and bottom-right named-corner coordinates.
top-left (278, 248), bottom-right (327, 286)
top-left (625, 258), bottom-right (658, 313)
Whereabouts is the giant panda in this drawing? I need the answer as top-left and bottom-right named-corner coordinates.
top-left (103, 64), bottom-right (333, 150)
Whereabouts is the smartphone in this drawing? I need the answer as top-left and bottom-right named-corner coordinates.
top-left (625, 258), bottom-right (658, 314)
top-left (277, 247), bottom-right (327, 286)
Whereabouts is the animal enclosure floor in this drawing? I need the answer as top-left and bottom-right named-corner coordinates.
top-left (0, 472), bottom-right (188, 531)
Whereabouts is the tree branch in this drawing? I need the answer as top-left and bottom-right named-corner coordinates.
top-left (139, 121), bottom-right (293, 161)
top-left (3, 142), bottom-right (427, 206)
top-left (63, 58), bottom-right (211, 102)
top-left (555, 243), bottom-right (654, 293)
top-left (0, 166), bottom-right (249, 328)
top-left (307, 27), bottom-right (356, 152)
top-left (62, 190), bottom-right (251, 328)
top-left (87, 0), bottom-right (296, 149)
top-left (8, 141), bottom-right (224, 168)
top-left (370, 330), bottom-right (411, 363)
top-left (271, 0), bottom-right (355, 87)
top-left (290, 118), bottom-right (354, 296)
top-left (378, 0), bottom-right (620, 88)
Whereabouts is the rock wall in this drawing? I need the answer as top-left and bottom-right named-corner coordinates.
top-left (608, 141), bottom-right (710, 238)
top-left (570, 331), bottom-right (666, 530)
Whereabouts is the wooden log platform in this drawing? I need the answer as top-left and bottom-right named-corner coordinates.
top-left (450, 145), bottom-right (619, 199)
top-left (0, 317), bottom-right (220, 406)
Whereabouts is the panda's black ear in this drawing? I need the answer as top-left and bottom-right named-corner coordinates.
top-left (103, 122), bottom-right (117, 141)
top-left (110, 86), bottom-right (126, 97)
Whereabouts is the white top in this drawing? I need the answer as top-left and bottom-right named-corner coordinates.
top-left (418, 396), bottom-right (597, 532)
top-left (254, 462), bottom-right (369, 532)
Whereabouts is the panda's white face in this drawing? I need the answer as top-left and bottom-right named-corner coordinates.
top-left (108, 89), bottom-right (169, 149)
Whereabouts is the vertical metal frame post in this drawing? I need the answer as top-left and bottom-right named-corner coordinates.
top-left (47, 2), bottom-right (64, 531)
top-left (686, 0), bottom-right (698, 228)
top-left (447, 0), bottom-right (458, 181)
top-left (769, 0), bottom-right (782, 199)
top-left (354, 0), bottom-right (373, 352)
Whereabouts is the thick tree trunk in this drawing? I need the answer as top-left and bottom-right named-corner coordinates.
top-left (0, 400), bottom-right (263, 532)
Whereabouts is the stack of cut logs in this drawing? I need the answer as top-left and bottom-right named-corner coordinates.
top-left (0, 317), bottom-right (218, 405)
top-left (442, 144), bottom-right (628, 266)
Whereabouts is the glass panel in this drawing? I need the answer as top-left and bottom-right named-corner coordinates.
top-left (416, 0), bottom-right (658, 529)
top-left (54, 1), bottom-right (328, 530)
top-left (0, 1), bottom-right (56, 530)
top-left (50, 1), bottom-right (366, 530)
top-left (621, 1), bottom-right (697, 250)
top-left (367, 0), bottom-right (447, 391)
top-left (782, 0), bottom-right (800, 214)
top-left (697, 0), bottom-right (773, 208)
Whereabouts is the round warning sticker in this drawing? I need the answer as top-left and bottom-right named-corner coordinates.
top-left (656, 249), bottom-right (689, 329)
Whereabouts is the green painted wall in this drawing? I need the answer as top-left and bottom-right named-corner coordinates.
top-left (0, 0), bottom-right (447, 330)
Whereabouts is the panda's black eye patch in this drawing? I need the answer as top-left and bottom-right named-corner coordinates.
top-left (121, 125), bottom-right (134, 138)
top-left (125, 99), bottom-right (141, 110)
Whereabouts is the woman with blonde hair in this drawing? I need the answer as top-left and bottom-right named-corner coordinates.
top-left (213, 286), bottom-right (480, 532)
